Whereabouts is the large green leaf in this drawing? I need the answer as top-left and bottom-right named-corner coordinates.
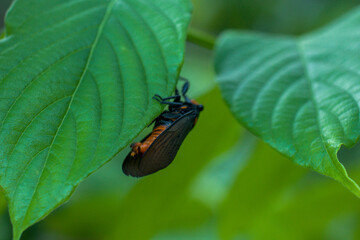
top-left (0, 0), bottom-right (191, 238)
top-left (215, 7), bottom-right (360, 197)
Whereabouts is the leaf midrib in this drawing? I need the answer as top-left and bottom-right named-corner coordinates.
top-left (18, 0), bottom-right (117, 228)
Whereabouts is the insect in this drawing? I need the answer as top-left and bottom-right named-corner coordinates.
top-left (122, 78), bottom-right (204, 177)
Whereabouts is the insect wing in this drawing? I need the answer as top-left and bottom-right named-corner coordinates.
top-left (139, 112), bottom-right (196, 175)
top-left (123, 111), bottom-right (197, 177)
top-left (122, 152), bottom-right (142, 177)
top-left (122, 132), bottom-right (152, 177)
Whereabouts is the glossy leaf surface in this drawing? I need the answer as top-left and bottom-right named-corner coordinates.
top-left (215, 7), bottom-right (360, 197)
top-left (0, 0), bottom-right (191, 238)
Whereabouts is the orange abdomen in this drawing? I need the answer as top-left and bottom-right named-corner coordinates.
top-left (131, 124), bottom-right (169, 156)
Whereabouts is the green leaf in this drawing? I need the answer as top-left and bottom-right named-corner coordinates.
top-left (0, 0), bottom-right (191, 238)
top-left (215, 7), bottom-right (360, 197)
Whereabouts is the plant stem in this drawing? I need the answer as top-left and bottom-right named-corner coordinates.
top-left (187, 28), bottom-right (216, 50)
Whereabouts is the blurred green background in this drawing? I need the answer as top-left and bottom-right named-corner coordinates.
top-left (1, 0), bottom-right (360, 239)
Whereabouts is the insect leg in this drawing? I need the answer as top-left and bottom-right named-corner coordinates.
top-left (157, 101), bottom-right (183, 106)
top-left (174, 89), bottom-right (181, 102)
top-left (152, 96), bottom-right (183, 106)
top-left (153, 94), bottom-right (180, 101)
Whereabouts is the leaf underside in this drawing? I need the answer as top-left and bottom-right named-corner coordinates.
top-left (0, 0), bottom-right (191, 238)
top-left (215, 7), bottom-right (360, 197)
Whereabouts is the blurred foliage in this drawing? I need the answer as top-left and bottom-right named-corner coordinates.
top-left (215, 8), bottom-right (360, 196)
top-left (1, 0), bottom-right (360, 239)
top-left (0, 0), bottom-right (12, 29)
top-left (191, 0), bottom-right (359, 35)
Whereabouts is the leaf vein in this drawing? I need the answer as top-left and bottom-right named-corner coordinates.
top-left (19, 0), bottom-right (118, 224)
top-left (295, 40), bottom-right (345, 175)
top-left (0, 45), bottom-right (91, 131)
top-left (112, 17), bottom-right (149, 112)
top-left (122, 0), bottom-right (170, 92)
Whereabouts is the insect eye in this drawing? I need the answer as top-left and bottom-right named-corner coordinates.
top-left (198, 104), bottom-right (204, 111)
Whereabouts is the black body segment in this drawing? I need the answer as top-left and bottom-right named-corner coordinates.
top-left (122, 78), bottom-right (203, 177)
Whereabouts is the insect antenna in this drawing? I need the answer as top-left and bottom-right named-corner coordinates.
top-left (152, 95), bottom-right (183, 106)
top-left (179, 77), bottom-right (191, 103)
